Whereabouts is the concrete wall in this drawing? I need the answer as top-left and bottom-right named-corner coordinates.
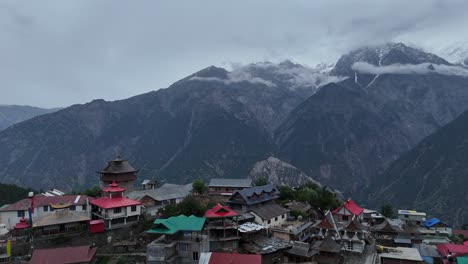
top-left (251, 212), bottom-right (288, 229)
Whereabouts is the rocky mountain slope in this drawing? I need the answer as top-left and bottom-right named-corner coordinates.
top-left (374, 108), bottom-right (468, 226)
top-left (276, 43), bottom-right (468, 195)
top-left (248, 156), bottom-right (321, 187)
top-left (0, 62), bottom-right (335, 190)
top-left (0, 105), bottom-right (59, 130)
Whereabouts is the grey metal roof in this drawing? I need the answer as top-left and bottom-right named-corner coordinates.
top-left (287, 241), bottom-right (318, 257)
top-left (208, 178), bottom-right (252, 188)
top-left (227, 184), bottom-right (279, 205)
top-left (250, 204), bottom-right (289, 221)
top-left (127, 183), bottom-right (192, 201)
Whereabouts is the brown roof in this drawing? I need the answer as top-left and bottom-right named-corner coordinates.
top-left (99, 155), bottom-right (138, 175)
top-left (30, 245), bottom-right (97, 264)
top-left (312, 235), bottom-right (341, 253)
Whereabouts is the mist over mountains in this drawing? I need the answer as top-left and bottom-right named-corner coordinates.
top-left (2, 42), bottom-right (468, 224)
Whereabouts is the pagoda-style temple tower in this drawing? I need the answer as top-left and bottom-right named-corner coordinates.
top-left (98, 155), bottom-right (138, 192)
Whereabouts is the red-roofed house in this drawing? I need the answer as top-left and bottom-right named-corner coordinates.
top-left (436, 243), bottom-right (468, 259)
top-left (200, 252), bottom-right (261, 264)
top-left (0, 194), bottom-right (90, 230)
top-left (90, 182), bottom-right (141, 229)
top-left (332, 198), bottom-right (364, 222)
top-left (205, 204), bottom-right (240, 252)
top-left (30, 245), bottom-right (97, 264)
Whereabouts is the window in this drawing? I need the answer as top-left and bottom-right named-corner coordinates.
top-left (193, 252), bottom-right (199, 261)
top-left (131, 205), bottom-right (137, 212)
top-left (282, 214), bottom-right (285, 219)
top-left (70, 205), bottom-right (76, 211)
top-left (17, 210), bottom-right (25, 218)
top-left (267, 220), bottom-right (271, 224)
top-left (179, 243), bottom-right (189, 252)
top-left (347, 241), bottom-right (353, 250)
top-left (43, 206), bottom-right (49, 212)
top-left (342, 215), bottom-right (349, 221)
top-left (114, 207), bottom-right (122, 214)
top-left (50, 206), bottom-right (54, 211)
top-left (275, 217), bottom-right (278, 221)
top-left (82, 204), bottom-right (87, 211)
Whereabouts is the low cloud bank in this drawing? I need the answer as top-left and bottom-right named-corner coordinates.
top-left (190, 62), bottom-right (347, 90)
top-left (352, 62), bottom-right (468, 77)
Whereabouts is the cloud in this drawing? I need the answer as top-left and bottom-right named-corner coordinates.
top-left (190, 70), bottom-right (276, 87)
top-left (1, 0), bottom-right (468, 107)
top-left (352, 62), bottom-right (468, 77)
top-left (190, 62), bottom-right (347, 90)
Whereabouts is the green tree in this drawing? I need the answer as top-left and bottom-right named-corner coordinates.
top-left (278, 186), bottom-right (295, 202)
top-left (192, 180), bottom-right (207, 195)
top-left (253, 178), bottom-right (268, 186)
top-left (84, 185), bottom-right (102, 197)
top-left (381, 204), bottom-right (394, 218)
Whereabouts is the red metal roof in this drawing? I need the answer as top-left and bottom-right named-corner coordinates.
top-left (101, 181), bottom-right (126, 193)
top-left (0, 195), bottom-right (89, 212)
top-left (89, 219), bottom-right (105, 225)
top-left (209, 252), bottom-right (261, 264)
top-left (204, 204), bottom-right (239, 218)
top-left (436, 244), bottom-right (468, 258)
top-left (14, 218), bottom-right (30, 229)
top-left (30, 245), bottom-right (97, 264)
top-left (90, 197), bottom-right (140, 209)
top-left (332, 198), bottom-right (364, 216)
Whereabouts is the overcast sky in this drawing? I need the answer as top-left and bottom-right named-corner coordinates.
top-left (1, 0), bottom-right (468, 108)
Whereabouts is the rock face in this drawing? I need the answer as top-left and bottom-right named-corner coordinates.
top-left (375, 108), bottom-right (468, 226)
top-left (276, 43), bottom-right (468, 196)
top-left (248, 156), bottom-right (321, 187)
top-left (0, 105), bottom-right (59, 130)
top-left (0, 62), bottom-right (335, 190)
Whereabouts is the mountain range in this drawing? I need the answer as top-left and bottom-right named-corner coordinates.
top-left (0, 105), bottom-right (59, 131)
top-left (1, 43), bottom-right (468, 224)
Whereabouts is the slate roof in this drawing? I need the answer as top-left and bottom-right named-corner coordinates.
top-left (312, 235), bottom-right (341, 253)
top-left (146, 215), bottom-right (206, 235)
top-left (33, 211), bottom-right (90, 228)
top-left (209, 178), bottom-right (252, 188)
top-left (127, 183), bottom-right (192, 201)
top-left (0, 195), bottom-right (89, 212)
top-left (250, 204), bottom-right (289, 221)
top-left (370, 219), bottom-right (402, 232)
top-left (99, 155), bottom-right (138, 174)
top-left (30, 245), bottom-right (97, 264)
top-left (227, 184), bottom-right (279, 206)
top-left (287, 241), bottom-right (318, 257)
top-left (413, 243), bottom-right (440, 257)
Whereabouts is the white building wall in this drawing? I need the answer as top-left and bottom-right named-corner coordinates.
top-left (252, 212), bottom-right (288, 229)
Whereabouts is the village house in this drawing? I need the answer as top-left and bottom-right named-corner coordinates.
top-left (422, 218), bottom-right (452, 236)
top-left (250, 204), bottom-right (289, 229)
top-left (331, 198), bottom-right (364, 223)
top-left (284, 201), bottom-right (313, 218)
top-left (146, 215), bottom-right (207, 264)
top-left (227, 184), bottom-right (280, 212)
top-left (204, 204), bottom-right (240, 252)
top-left (29, 245), bottom-right (97, 264)
top-left (310, 235), bottom-right (343, 264)
top-left (0, 194), bottom-right (90, 230)
top-left (90, 182), bottom-right (141, 229)
top-left (98, 155), bottom-right (139, 192)
top-left (398, 210), bottom-right (427, 225)
top-left (32, 202), bottom-right (91, 236)
top-left (127, 183), bottom-right (192, 216)
top-left (141, 179), bottom-right (158, 190)
top-left (208, 178), bottom-right (252, 196)
top-left (270, 220), bottom-right (314, 242)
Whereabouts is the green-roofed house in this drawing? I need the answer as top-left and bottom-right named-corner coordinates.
top-left (146, 215), bottom-right (208, 264)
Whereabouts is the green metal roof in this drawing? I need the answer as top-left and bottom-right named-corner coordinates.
top-left (457, 256), bottom-right (468, 264)
top-left (146, 215), bottom-right (206, 234)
